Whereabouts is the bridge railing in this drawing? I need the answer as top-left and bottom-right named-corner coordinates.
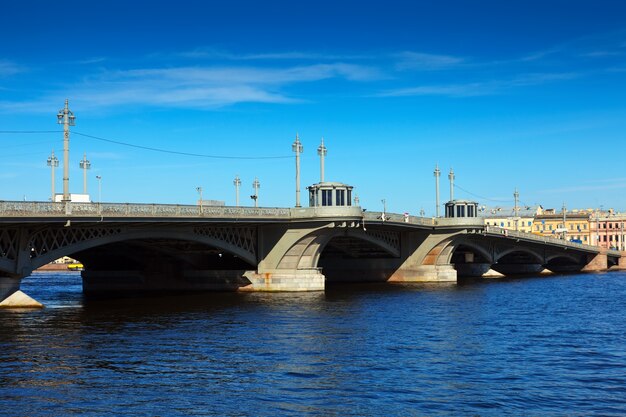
top-left (0, 201), bottom-right (292, 219)
top-left (483, 225), bottom-right (599, 252)
top-left (363, 211), bottom-right (485, 227)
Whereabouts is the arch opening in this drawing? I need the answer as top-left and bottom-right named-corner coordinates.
top-left (492, 249), bottom-right (545, 275)
top-left (544, 255), bottom-right (585, 273)
top-left (73, 238), bottom-right (255, 295)
top-left (318, 234), bottom-right (398, 283)
top-left (450, 244), bottom-right (494, 278)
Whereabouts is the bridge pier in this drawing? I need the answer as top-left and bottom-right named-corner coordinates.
top-left (388, 264), bottom-right (457, 283)
top-left (582, 253), bottom-right (608, 272)
top-left (0, 277), bottom-right (43, 308)
top-left (242, 269), bottom-right (325, 292)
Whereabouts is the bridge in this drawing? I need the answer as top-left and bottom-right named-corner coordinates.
top-left (0, 200), bottom-right (623, 306)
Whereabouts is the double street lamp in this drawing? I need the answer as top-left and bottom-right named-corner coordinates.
top-left (47, 151), bottom-right (59, 202)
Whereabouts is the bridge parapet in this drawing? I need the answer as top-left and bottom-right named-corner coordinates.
top-left (0, 201), bottom-right (293, 220)
top-left (482, 225), bottom-right (601, 253)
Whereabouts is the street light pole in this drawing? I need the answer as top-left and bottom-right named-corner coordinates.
top-left (448, 168), bottom-right (455, 201)
top-left (252, 177), bottom-right (260, 208)
top-left (434, 164), bottom-right (441, 217)
top-left (57, 99), bottom-right (75, 203)
top-left (47, 150), bottom-right (59, 202)
top-left (292, 134), bottom-right (303, 207)
top-left (95, 175), bottom-right (102, 213)
top-left (514, 188), bottom-right (520, 231)
top-left (381, 199), bottom-right (387, 221)
top-left (233, 175), bottom-right (241, 207)
top-left (79, 153), bottom-right (91, 194)
top-left (317, 137), bottom-right (327, 183)
top-left (562, 203), bottom-right (567, 240)
top-left (196, 187), bottom-right (203, 214)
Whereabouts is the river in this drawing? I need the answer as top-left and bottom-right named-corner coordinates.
top-left (1, 271), bottom-right (626, 416)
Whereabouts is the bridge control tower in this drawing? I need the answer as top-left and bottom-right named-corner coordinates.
top-left (306, 137), bottom-right (354, 207)
top-left (307, 181), bottom-right (354, 207)
top-left (445, 200), bottom-right (478, 218)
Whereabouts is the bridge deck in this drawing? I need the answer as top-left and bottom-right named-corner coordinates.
top-left (0, 201), bottom-right (619, 257)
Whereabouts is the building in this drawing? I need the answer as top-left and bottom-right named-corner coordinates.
top-left (589, 210), bottom-right (626, 250)
top-left (532, 210), bottom-right (591, 244)
top-left (481, 205), bottom-right (543, 233)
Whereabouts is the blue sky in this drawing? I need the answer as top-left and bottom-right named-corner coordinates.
top-left (1, 0), bottom-right (625, 214)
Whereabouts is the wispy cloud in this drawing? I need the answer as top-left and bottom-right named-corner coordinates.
top-left (0, 60), bottom-right (23, 77)
top-left (0, 62), bottom-right (381, 113)
top-left (178, 48), bottom-right (371, 61)
top-left (394, 51), bottom-right (464, 70)
top-left (377, 72), bottom-right (581, 98)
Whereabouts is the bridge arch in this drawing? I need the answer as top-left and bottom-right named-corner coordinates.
top-left (25, 225), bottom-right (258, 273)
top-left (274, 227), bottom-right (399, 272)
top-left (495, 247), bottom-right (544, 264)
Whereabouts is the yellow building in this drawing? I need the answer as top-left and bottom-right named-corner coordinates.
top-left (481, 205), bottom-right (543, 233)
top-left (532, 210), bottom-right (591, 244)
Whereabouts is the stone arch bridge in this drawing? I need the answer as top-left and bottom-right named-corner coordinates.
top-left (0, 201), bottom-right (623, 303)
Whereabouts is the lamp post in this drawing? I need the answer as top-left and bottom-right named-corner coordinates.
top-left (292, 133), bottom-right (303, 207)
top-left (233, 175), bottom-right (241, 207)
top-left (251, 177), bottom-right (260, 208)
top-left (196, 186), bottom-right (203, 214)
top-left (448, 168), bottom-right (455, 201)
top-left (514, 188), bottom-right (520, 231)
top-left (47, 150), bottom-right (59, 202)
top-left (95, 175), bottom-right (102, 213)
top-left (79, 153), bottom-right (91, 195)
top-left (562, 203), bottom-right (567, 240)
top-left (317, 137), bottom-right (327, 183)
top-left (57, 99), bottom-right (75, 203)
top-left (434, 164), bottom-right (441, 217)
top-left (381, 199), bottom-right (387, 221)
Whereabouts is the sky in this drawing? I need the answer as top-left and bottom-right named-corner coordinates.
top-left (1, 0), bottom-right (625, 215)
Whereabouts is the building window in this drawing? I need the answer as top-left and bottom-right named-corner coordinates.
top-left (336, 190), bottom-right (345, 206)
top-left (347, 190), bottom-right (352, 206)
top-left (322, 189), bottom-right (332, 206)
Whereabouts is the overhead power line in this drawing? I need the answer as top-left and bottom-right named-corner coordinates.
top-left (73, 131), bottom-right (292, 160)
top-left (0, 130), bottom-right (293, 160)
top-left (454, 183), bottom-right (514, 203)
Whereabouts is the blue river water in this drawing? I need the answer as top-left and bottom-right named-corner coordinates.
top-left (1, 271), bottom-right (626, 416)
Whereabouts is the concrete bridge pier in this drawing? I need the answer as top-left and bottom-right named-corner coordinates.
top-left (242, 269), bottom-right (325, 292)
top-left (0, 277), bottom-right (43, 308)
top-left (582, 252), bottom-right (608, 272)
top-left (388, 264), bottom-right (457, 282)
